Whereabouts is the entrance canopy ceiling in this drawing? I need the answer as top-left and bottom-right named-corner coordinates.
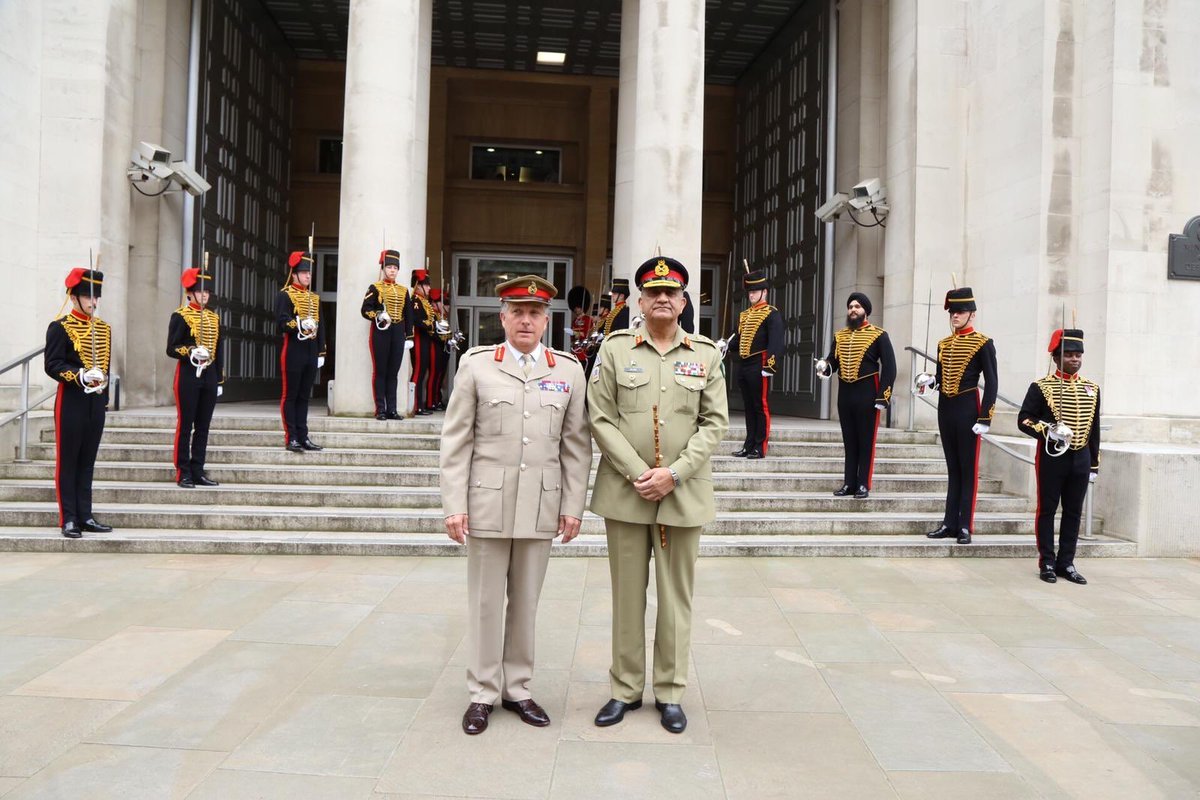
top-left (259, 0), bottom-right (808, 85)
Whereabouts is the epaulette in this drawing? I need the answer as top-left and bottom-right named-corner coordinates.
top-left (686, 333), bottom-right (718, 347)
top-left (607, 328), bottom-right (636, 338)
top-left (550, 348), bottom-right (580, 364)
top-left (463, 345), bottom-right (494, 359)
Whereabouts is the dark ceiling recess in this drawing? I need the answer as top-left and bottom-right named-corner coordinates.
top-left (258, 0), bottom-right (808, 85)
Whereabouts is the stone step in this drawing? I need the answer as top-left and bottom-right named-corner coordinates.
top-left (0, 529), bottom-right (1133, 558)
top-left (0, 480), bottom-right (1030, 513)
top-left (0, 503), bottom-right (1087, 536)
top-left (99, 412), bottom-right (940, 444)
top-left (44, 427), bottom-right (947, 459)
top-left (0, 462), bottom-right (1007, 493)
top-left (19, 444), bottom-right (956, 473)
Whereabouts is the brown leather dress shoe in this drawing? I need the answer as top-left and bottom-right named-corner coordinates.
top-left (501, 698), bottom-right (551, 727)
top-left (462, 702), bottom-right (492, 735)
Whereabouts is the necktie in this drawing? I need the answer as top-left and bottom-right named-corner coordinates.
top-left (521, 354), bottom-right (532, 377)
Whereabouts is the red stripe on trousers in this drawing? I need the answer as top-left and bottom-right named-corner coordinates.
top-left (279, 336), bottom-right (290, 444)
top-left (54, 383), bottom-right (64, 526)
top-left (173, 362), bottom-right (183, 482)
top-left (760, 364), bottom-right (771, 455)
top-left (368, 328), bottom-right (377, 410)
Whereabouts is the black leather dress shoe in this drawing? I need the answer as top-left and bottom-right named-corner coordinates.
top-left (1056, 565), bottom-right (1087, 585)
top-left (1039, 564), bottom-right (1058, 583)
top-left (854, 486), bottom-right (869, 499)
top-left (732, 448), bottom-right (749, 457)
top-left (301, 439), bottom-right (323, 451)
top-left (385, 411), bottom-right (403, 420)
top-left (415, 408), bottom-right (433, 416)
top-left (375, 412), bottom-right (387, 421)
top-left (956, 528), bottom-right (972, 544)
top-left (926, 525), bottom-right (956, 539)
top-left (196, 474), bottom-right (220, 487)
top-left (745, 449), bottom-right (763, 460)
top-left (501, 698), bottom-right (551, 727)
top-left (177, 477), bottom-right (195, 488)
top-left (594, 698), bottom-right (642, 727)
top-left (655, 701), bottom-right (687, 733)
top-left (287, 440), bottom-right (305, 453)
top-left (833, 484), bottom-right (852, 497)
top-left (61, 521), bottom-right (82, 539)
top-left (462, 702), bottom-right (492, 735)
top-left (82, 518), bottom-right (112, 533)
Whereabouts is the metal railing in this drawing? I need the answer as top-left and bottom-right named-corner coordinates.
top-left (903, 345), bottom-right (1097, 540)
top-left (0, 347), bottom-right (56, 463)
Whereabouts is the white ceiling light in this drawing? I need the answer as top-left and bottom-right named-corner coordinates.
top-left (536, 51), bottom-right (566, 65)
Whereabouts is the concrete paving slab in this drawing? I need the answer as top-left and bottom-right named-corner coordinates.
top-left (0, 696), bottom-right (127, 777)
top-left (185, 770), bottom-right (377, 800)
top-left (2, 743), bottom-right (224, 800)
top-left (548, 740), bottom-right (724, 800)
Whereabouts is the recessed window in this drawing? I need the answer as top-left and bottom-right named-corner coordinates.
top-left (318, 138), bottom-right (342, 174)
top-left (471, 145), bottom-right (561, 183)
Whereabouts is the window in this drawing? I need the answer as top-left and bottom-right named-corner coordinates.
top-left (470, 145), bottom-right (561, 183)
top-left (318, 138), bottom-right (342, 174)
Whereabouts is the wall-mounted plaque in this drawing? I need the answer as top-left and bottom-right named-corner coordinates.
top-left (1168, 216), bottom-right (1200, 280)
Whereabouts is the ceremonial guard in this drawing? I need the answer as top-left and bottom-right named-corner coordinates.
top-left (816, 292), bottom-right (896, 499)
top-left (44, 267), bottom-right (114, 538)
top-left (360, 249), bottom-right (414, 420)
top-left (588, 256), bottom-right (729, 734)
top-left (167, 265), bottom-right (223, 487)
top-left (276, 250), bottom-right (324, 452)
top-left (440, 275), bottom-right (591, 735)
top-left (601, 278), bottom-right (631, 336)
top-left (409, 269), bottom-right (438, 415)
top-left (1018, 328), bottom-right (1100, 585)
top-left (568, 285), bottom-right (594, 343)
top-left (729, 269), bottom-right (783, 458)
top-left (919, 287), bottom-right (998, 544)
top-left (430, 288), bottom-right (451, 410)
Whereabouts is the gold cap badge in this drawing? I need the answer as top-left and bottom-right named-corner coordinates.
top-left (654, 259), bottom-right (669, 277)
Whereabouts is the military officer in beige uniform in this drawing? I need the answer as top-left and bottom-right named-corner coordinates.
top-left (588, 256), bottom-right (729, 734)
top-left (440, 275), bottom-right (592, 735)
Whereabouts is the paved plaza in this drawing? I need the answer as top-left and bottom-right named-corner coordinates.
top-left (1, 553), bottom-right (1199, 798)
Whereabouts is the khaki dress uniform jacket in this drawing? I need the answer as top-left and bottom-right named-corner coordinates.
top-left (587, 325), bottom-right (729, 703)
top-left (440, 342), bottom-right (592, 705)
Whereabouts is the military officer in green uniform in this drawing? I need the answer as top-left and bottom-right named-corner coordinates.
top-left (588, 256), bottom-right (729, 734)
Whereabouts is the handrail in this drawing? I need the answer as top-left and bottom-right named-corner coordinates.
top-left (0, 346), bottom-right (50, 463)
top-left (904, 345), bottom-right (1097, 539)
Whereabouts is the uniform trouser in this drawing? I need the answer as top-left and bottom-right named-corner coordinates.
top-left (1035, 446), bottom-right (1090, 569)
top-left (173, 363), bottom-right (218, 481)
top-left (434, 346), bottom-right (450, 406)
top-left (54, 384), bottom-right (106, 526)
top-left (735, 358), bottom-right (771, 453)
top-left (466, 536), bottom-right (553, 705)
top-left (836, 376), bottom-right (881, 489)
top-left (938, 389), bottom-right (982, 531)
top-left (411, 334), bottom-right (435, 411)
top-left (369, 326), bottom-right (406, 415)
top-left (605, 519), bottom-right (702, 704)
top-left (280, 340), bottom-right (317, 443)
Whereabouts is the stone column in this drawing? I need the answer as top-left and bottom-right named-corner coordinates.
top-left (332, 0), bottom-right (433, 415)
top-left (613, 0), bottom-right (705, 310)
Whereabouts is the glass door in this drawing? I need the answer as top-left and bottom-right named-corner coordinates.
top-left (452, 253), bottom-right (573, 351)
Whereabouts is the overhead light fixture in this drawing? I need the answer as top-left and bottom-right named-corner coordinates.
top-left (536, 51), bottom-right (566, 65)
top-left (486, 147), bottom-right (495, 153)
top-left (535, 150), bottom-right (543, 155)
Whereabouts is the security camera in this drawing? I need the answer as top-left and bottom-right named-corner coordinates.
top-left (848, 178), bottom-right (887, 211)
top-left (814, 192), bottom-right (850, 223)
top-left (130, 141), bottom-right (174, 179)
top-left (168, 160), bottom-right (211, 196)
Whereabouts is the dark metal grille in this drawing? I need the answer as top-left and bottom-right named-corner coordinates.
top-left (733, 1), bottom-right (826, 416)
top-left (196, 0), bottom-right (294, 400)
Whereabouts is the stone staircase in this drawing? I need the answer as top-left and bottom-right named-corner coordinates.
top-left (0, 407), bottom-right (1134, 557)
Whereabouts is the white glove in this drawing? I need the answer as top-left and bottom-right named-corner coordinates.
top-left (1088, 472), bottom-right (1097, 483)
top-left (915, 372), bottom-right (935, 391)
top-left (317, 356), bottom-right (326, 369)
top-left (971, 423), bottom-right (989, 435)
top-left (217, 386), bottom-right (224, 398)
top-left (814, 358), bottom-right (832, 379)
top-left (405, 339), bottom-right (414, 351)
top-left (761, 371), bottom-right (772, 378)
top-left (1048, 422), bottom-right (1073, 444)
top-left (874, 403), bottom-right (887, 412)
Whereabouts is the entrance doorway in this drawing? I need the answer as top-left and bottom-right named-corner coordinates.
top-left (450, 253), bottom-right (573, 352)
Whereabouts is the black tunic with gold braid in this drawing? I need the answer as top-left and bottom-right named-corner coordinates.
top-left (275, 284), bottom-right (324, 444)
top-left (733, 302), bottom-right (784, 453)
top-left (603, 301), bottom-right (629, 337)
top-left (932, 328), bottom-right (999, 533)
top-left (167, 303), bottom-right (222, 482)
top-left (1019, 372), bottom-right (1101, 569)
top-left (361, 280), bottom-right (414, 416)
top-left (825, 323), bottom-right (897, 490)
top-left (410, 293), bottom-right (439, 413)
top-left (44, 310), bottom-right (112, 528)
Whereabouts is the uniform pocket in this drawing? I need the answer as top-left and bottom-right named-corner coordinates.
top-left (476, 385), bottom-right (516, 435)
top-left (673, 374), bottom-right (703, 415)
top-left (537, 467), bottom-right (562, 532)
top-left (467, 465), bottom-right (505, 531)
top-left (617, 372), bottom-right (651, 413)
top-left (540, 392), bottom-right (565, 437)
